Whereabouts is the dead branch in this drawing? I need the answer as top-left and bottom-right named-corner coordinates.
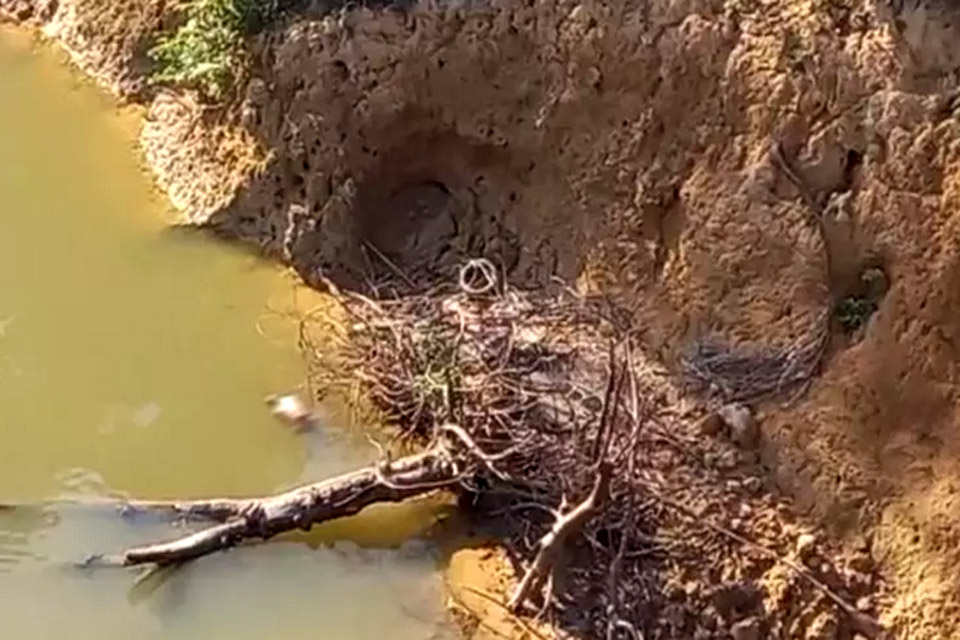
top-left (506, 355), bottom-right (623, 616)
top-left (102, 445), bottom-right (462, 567)
top-left (508, 461), bottom-right (612, 613)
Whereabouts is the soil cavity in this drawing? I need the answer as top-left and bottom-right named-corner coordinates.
top-left (365, 179), bottom-right (457, 277)
top-left (307, 132), bottom-right (538, 293)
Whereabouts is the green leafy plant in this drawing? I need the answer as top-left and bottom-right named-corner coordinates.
top-left (149, 0), bottom-right (282, 100)
top-left (835, 295), bottom-right (877, 333)
top-left (835, 266), bottom-right (888, 334)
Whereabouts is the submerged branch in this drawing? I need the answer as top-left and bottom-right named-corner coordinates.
top-left (94, 445), bottom-right (462, 567)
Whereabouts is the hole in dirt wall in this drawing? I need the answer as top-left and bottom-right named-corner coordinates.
top-left (294, 131), bottom-right (581, 293)
top-left (206, 5), bottom-right (610, 296)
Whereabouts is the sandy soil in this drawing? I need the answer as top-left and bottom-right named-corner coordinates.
top-left (446, 542), bottom-right (555, 640)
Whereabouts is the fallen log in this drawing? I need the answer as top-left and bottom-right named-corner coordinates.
top-left (90, 444), bottom-right (462, 567)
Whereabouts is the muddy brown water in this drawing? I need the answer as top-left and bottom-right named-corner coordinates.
top-left (0, 26), bottom-right (455, 640)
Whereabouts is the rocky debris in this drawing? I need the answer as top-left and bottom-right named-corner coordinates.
top-left (718, 403), bottom-right (759, 449)
top-left (699, 411), bottom-right (726, 437)
top-left (796, 532), bottom-right (818, 562)
top-left (3, 0), bottom-right (31, 20)
top-left (804, 610), bottom-right (840, 640)
top-left (141, 92), bottom-right (261, 224)
top-left (847, 549), bottom-right (876, 575)
top-left (710, 580), bottom-right (765, 621)
top-left (873, 0), bottom-right (960, 75)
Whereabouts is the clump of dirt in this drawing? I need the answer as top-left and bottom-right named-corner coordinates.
top-left (446, 543), bottom-right (554, 640)
top-left (0, 0), bottom-right (55, 28)
top-left (141, 91), bottom-right (267, 221)
top-left (10, 0), bottom-right (960, 636)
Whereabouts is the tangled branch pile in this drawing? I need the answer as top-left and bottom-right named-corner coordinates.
top-left (302, 271), bottom-right (887, 639)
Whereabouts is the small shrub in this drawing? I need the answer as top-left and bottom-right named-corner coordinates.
top-left (835, 266), bottom-right (888, 334)
top-left (149, 0), bottom-right (282, 100)
top-left (835, 295), bottom-right (876, 333)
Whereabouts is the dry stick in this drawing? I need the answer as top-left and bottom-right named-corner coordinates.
top-left (769, 139), bottom-right (835, 282)
top-left (591, 343), bottom-right (621, 461)
top-left (507, 466), bottom-right (612, 613)
top-left (769, 140), bottom-right (824, 220)
top-left (103, 446), bottom-right (460, 567)
top-left (508, 364), bottom-right (621, 620)
top-left (646, 488), bottom-right (888, 640)
top-left (362, 241), bottom-right (417, 290)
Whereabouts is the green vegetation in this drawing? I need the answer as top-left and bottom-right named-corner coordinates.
top-left (149, 0), bottom-right (282, 100)
top-left (836, 266), bottom-right (888, 334)
top-left (835, 295), bottom-right (877, 333)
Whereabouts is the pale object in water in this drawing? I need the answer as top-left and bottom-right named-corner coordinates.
top-left (265, 393), bottom-right (318, 430)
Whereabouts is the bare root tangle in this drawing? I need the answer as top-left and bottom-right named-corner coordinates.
top-left (304, 277), bottom-right (624, 446)
top-left (679, 140), bottom-right (834, 407)
top-left (678, 307), bottom-right (830, 405)
top-left (302, 272), bottom-right (888, 639)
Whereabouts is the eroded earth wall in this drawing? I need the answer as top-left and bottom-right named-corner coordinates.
top-left (6, 0), bottom-right (960, 635)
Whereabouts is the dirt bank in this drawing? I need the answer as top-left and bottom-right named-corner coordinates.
top-left (6, 0), bottom-right (960, 637)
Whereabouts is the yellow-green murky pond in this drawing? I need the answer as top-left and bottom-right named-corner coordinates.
top-left (0, 26), bottom-right (453, 640)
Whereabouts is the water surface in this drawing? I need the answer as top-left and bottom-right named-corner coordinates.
top-left (0, 26), bottom-right (451, 640)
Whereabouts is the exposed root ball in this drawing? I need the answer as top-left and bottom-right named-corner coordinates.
top-left (302, 276), bottom-right (888, 639)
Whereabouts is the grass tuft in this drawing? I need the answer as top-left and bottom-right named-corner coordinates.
top-left (149, 0), bottom-right (282, 100)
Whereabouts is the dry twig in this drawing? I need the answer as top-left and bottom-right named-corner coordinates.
top-left (508, 461), bottom-right (612, 613)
